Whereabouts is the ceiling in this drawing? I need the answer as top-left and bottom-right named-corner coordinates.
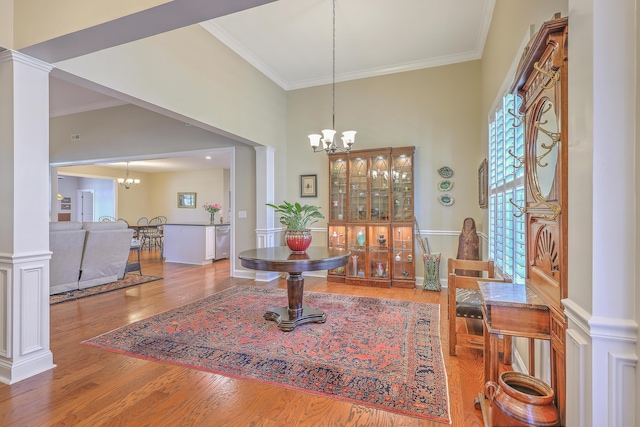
top-left (51, 0), bottom-right (495, 172)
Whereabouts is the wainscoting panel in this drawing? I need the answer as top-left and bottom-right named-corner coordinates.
top-left (20, 266), bottom-right (45, 355)
top-left (566, 327), bottom-right (589, 427)
top-left (608, 351), bottom-right (637, 427)
top-left (0, 267), bottom-right (9, 358)
top-left (564, 297), bottom-right (592, 427)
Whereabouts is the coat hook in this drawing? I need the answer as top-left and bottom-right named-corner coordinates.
top-left (508, 149), bottom-right (524, 168)
top-left (507, 108), bottom-right (524, 127)
top-left (509, 198), bottom-right (526, 218)
top-left (534, 62), bottom-right (560, 89)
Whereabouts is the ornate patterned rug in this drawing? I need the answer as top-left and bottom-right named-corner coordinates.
top-left (50, 274), bottom-right (163, 305)
top-left (83, 286), bottom-right (450, 422)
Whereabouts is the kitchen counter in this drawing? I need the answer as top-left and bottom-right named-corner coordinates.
top-left (165, 222), bottom-right (231, 226)
top-left (163, 223), bottom-right (230, 265)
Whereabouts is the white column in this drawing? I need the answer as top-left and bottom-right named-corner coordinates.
top-left (589, 1), bottom-right (638, 425)
top-left (0, 51), bottom-right (55, 384)
top-left (254, 146), bottom-right (278, 281)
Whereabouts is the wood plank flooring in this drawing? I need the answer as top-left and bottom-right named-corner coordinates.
top-left (0, 251), bottom-right (496, 426)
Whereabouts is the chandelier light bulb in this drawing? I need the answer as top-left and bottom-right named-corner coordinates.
top-left (321, 129), bottom-right (336, 144)
top-left (342, 130), bottom-right (356, 146)
top-left (308, 134), bottom-right (322, 148)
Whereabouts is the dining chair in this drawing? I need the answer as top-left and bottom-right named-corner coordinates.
top-left (136, 217), bottom-right (150, 247)
top-left (146, 216), bottom-right (166, 251)
top-left (448, 258), bottom-right (511, 361)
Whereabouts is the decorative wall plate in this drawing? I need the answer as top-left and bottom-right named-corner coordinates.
top-left (437, 166), bottom-right (454, 178)
top-left (437, 180), bottom-right (453, 192)
top-left (438, 194), bottom-right (455, 206)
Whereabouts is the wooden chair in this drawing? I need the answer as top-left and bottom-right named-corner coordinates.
top-left (448, 258), bottom-right (511, 362)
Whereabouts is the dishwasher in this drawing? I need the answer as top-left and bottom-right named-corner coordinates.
top-left (214, 225), bottom-right (230, 260)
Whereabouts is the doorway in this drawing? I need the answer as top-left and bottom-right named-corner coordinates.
top-left (78, 190), bottom-right (94, 222)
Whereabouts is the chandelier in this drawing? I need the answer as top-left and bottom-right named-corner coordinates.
top-left (118, 162), bottom-right (140, 189)
top-left (308, 0), bottom-right (356, 154)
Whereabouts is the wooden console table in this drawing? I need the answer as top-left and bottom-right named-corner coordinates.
top-left (238, 246), bottom-right (349, 332)
top-left (476, 281), bottom-right (555, 426)
top-left (479, 281), bottom-right (550, 385)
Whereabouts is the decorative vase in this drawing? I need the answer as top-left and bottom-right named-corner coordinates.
top-left (376, 262), bottom-right (385, 277)
top-left (285, 229), bottom-right (312, 253)
top-left (423, 253), bottom-right (441, 291)
top-left (485, 371), bottom-right (560, 426)
top-left (356, 230), bottom-right (366, 245)
top-left (210, 212), bottom-right (216, 224)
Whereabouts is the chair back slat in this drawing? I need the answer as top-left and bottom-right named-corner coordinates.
top-left (448, 258), bottom-right (495, 277)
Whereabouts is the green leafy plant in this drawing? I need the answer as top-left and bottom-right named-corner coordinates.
top-left (266, 201), bottom-right (324, 230)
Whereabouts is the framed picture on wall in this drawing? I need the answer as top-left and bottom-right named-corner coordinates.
top-left (478, 159), bottom-right (488, 208)
top-left (178, 192), bottom-right (197, 208)
top-left (300, 174), bottom-right (317, 198)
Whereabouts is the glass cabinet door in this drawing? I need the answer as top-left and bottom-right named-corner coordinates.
top-left (369, 154), bottom-right (390, 221)
top-left (392, 225), bottom-right (415, 280)
top-left (328, 225), bottom-right (346, 276)
top-left (329, 158), bottom-right (348, 221)
top-left (346, 225), bottom-right (367, 278)
top-left (349, 156), bottom-right (368, 221)
top-left (392, 154), bottom-right (413, 221)
top-left (368, 225), bottom-right (390, 279)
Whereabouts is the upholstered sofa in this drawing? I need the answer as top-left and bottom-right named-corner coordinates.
top-left (49, 221), bottom-right (86, 294)
top-left (49, 221), bottom-right (134, 295)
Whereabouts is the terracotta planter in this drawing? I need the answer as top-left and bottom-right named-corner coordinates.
top-left (285, 229), bottom-right (312, 253)
top-left (485, 371), bottom-right (559, 426)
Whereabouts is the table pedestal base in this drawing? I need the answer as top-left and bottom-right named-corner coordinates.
top-left (264, 303), bottom-right (326, 332)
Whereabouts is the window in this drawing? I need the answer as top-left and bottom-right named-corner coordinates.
top-left (488, 93), bottom-right (525, 283)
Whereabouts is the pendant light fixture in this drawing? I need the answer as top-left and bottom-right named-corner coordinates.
top-left (118, 162), bottom-right (140, 189)
top-left (309, 0), bottom-right (356, 154)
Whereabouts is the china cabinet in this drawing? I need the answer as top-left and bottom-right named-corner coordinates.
top-left (327, 147), bottom-right (415, 288)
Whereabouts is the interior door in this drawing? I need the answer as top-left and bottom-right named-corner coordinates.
top-left (79, 190), bottom-right (94, 222)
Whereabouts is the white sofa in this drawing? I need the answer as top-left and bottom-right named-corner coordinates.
top-left (49, 221), bottom-right (86, 294)
top-left (49, 221), bottom-right (134, 295)
top-left (79, 221), bottom-right (134, 289)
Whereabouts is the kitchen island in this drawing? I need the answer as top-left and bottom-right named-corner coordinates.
top-left (163, 223), bottom-right (230, 265)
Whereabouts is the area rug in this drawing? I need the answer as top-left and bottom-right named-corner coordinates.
top-left (83, 286), bottom-right (450, 422)
top-left (50, 274), bottom-right (163, 305)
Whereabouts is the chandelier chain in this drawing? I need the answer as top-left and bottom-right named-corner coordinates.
top-left (332, 0), bottom-right (336, 130)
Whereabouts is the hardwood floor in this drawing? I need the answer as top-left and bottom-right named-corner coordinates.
top-left (0, 251), bottom-right (495, 426)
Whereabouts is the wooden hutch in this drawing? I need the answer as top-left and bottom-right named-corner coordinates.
top-left (480, 15), bottom-right (568, 426)
top-left (326, 147), bottom-right (415, 288)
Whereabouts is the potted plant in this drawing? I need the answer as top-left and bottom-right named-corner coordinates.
top-left (266, 201), bottom-right (324, 253)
